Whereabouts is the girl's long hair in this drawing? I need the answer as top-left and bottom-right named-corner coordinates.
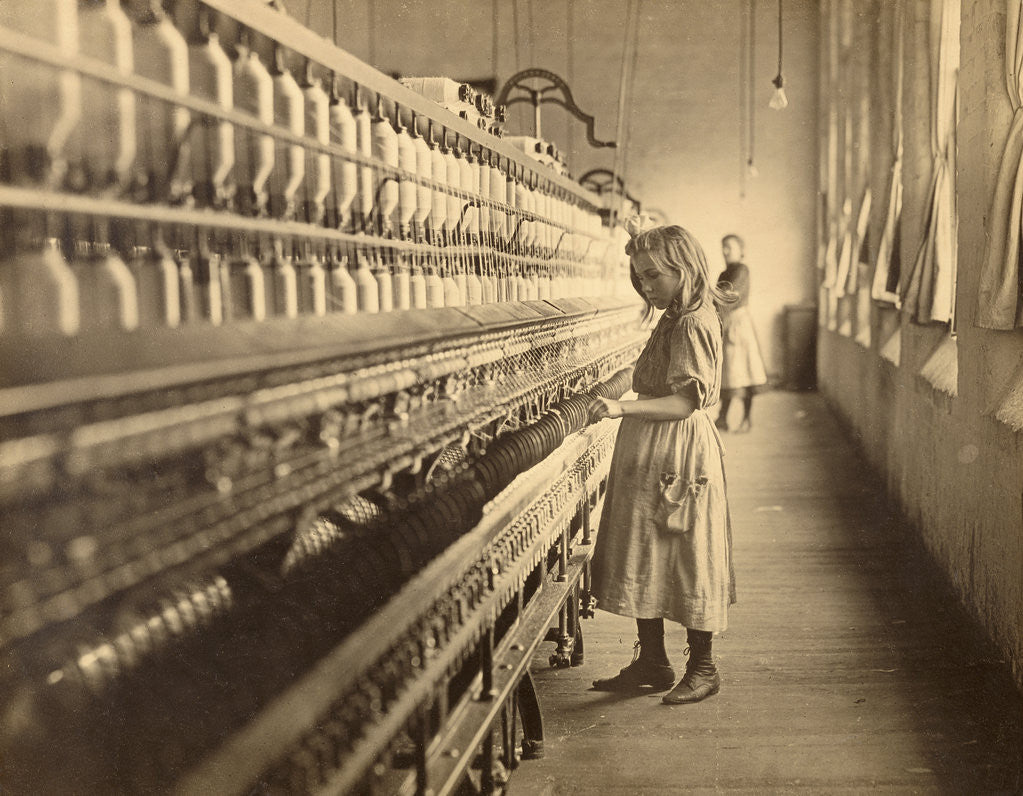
top-left (625, 224), bottom-right (737, 318)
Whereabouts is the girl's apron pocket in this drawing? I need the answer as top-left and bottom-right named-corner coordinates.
top-left (656, 472), bottom-right (710, 534)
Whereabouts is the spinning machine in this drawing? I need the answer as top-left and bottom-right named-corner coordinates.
top-left (0, 1), bottom-right (646, 792)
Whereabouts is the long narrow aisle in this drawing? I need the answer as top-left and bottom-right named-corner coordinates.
top-left (514, 392), bottom-right (1022, 794)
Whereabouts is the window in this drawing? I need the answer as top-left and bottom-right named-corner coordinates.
top-left (899, 0), bottom-right (959, 326)
top-left (975, 0), bottom-right (1023, 330)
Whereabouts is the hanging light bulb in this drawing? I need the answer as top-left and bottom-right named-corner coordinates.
top-left (769, 74), bottom-right (788, 110)
top-left (768, 0), bottom-right (788, 110)
top-left (747, 157), bottom-right (759, 178)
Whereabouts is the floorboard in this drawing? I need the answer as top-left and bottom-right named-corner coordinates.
top-left (512, 391), bottom-right (1023, 795)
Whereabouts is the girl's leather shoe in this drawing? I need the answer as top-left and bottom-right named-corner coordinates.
top-left (661, 668), bottom-right (720, 704)
top-left (591, 643), bottom-right (675, 691)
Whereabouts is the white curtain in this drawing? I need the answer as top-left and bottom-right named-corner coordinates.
top-left (901, 0), bottom-right (959, 325)
top-left (831, 0), bottom-right (873, 341)
top-left (849, 188), bottom-right (871, 295)
top-left (833, 197), bottom-right (853, 296)
top-left (823, 217), bottom-right (840, 291)
top-left (872, 0), bottom-right (904, 305)
top-left (819, 0), bottom-right (841, 329)
top-left (844, 2), bottom-right (873, 298)
top-left (824, 0), bottom-right (849, 293)
top-left (855, 262), bottom-right (873, 346)
top-left (975, 0), bottom-right (1023, 329)
top-left (816, 2), bottom-right (831, 278)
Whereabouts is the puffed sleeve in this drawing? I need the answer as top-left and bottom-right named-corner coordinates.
top-left (665, 310), bottom-right (721, 407)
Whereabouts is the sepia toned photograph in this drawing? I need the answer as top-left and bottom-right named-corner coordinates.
top-left (0, 0), bottom-right (1020, 793)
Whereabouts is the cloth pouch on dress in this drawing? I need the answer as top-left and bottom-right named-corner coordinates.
top-left (656, 470), bottom-right (710, 534)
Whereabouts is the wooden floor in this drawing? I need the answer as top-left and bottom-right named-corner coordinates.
top-left (513, 391), bottom-right (1023, 795)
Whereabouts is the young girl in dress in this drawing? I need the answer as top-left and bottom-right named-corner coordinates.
top-left (587, 222), bottom-right (736, 705)
top-left (715, 234), bottom-right (768, 432)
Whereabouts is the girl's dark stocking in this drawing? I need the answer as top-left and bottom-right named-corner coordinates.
top-left (738, 393), bottom-right (754, 432)
top-left (716, 397), bottom-right (732, 430)
top-left (636, 618), bottom-right (669, 665)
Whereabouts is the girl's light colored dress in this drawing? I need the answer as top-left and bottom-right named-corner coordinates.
top-left (591, 300), bottom-right (736, 632)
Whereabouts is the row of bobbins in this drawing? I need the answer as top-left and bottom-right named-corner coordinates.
top-left (0, 1), bottom-right (626, 337)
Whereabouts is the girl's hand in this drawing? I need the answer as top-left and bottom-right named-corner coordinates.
top-left (588, 397), bottom-right (625, 423)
